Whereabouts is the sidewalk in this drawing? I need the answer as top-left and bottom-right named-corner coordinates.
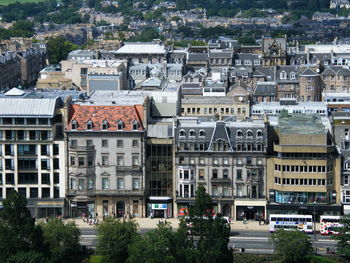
top-left (64, 218), bottom-right (281, 232)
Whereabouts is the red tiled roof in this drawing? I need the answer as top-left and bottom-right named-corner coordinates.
top-left (66, 104), bottom-right (145, 131)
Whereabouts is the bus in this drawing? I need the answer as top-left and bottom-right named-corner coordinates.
top-left (320, 216), bottom-right (342, 235)
top-left (269, 214), bottom-right (313, 233)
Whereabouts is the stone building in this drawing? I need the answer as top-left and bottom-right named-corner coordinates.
top-left (65, 95), bottom-right (147, 218)
top-left (261, 37), bottom-right (287, 67)
top-left (174, 117), bottom-right (269, 220)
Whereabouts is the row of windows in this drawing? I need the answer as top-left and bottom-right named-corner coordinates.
top-left (0, 117), bottom-right (57, 125)
top-left (274, 164), bottom-right (332, 173)
top-left (0, 144), bottom-right (59, 156)
top-left (0, 130), bottom-right (52, 141)
top-left (0, 158), bottom-right (60, 170)
top-left (178, 168), bottom-right (261, 181)
top-left (179, 129), bottom-right (263, 138)
top-left (251, 109), bottom-right (326, 115)
top-left (178, 142), bottom-right (264, 152)
top-left (71, 119), bottom-right (139, 130)
top-left (0, 172), bottom-right (60, 185)
top-left (0, 187), bottom-right (60, 198)
top-left (70, 139), bottom-right (139, 148)
top-left (274, 177), bottom-right (332, 186)
top-left (70, 154), bottom-right (140, 167)
top-left (181, 107), bottom-right (247, 116)
top-left (178, 156), bottom-right (263, 166)
top-left (70, 177), bottom-right (140, 191)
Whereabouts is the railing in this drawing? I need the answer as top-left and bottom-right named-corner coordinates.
top-left (211, 178), bottom-right (231, 183)
top-left (69, 146), bottom-right (95, 151)
top-left (67, 189), bottom-right (145, 196)
top-left (116, 166), bottom-right (142, 172)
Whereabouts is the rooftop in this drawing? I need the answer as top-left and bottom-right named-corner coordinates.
top-left (278, 114), bottom-right (326, 135)
top-left (115, 42), bottom-right (166, 54)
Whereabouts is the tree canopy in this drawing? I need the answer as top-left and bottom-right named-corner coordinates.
top-left (46, 36), bottom-right (78, 64)
top-left (333, 215), bottom-right (350, 259)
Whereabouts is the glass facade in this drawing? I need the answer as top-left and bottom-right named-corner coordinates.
top-left (146, 144), bottom-right (173, 197)
top-left (274, 191), bottom-right (334, 204)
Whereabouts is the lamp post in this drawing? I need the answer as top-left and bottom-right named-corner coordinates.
top-left (313, 201), bottom-right (317, 254)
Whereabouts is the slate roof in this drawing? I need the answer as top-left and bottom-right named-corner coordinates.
top-left (254, 82), bottom-right (277, 96)
top-left (208, 122), bottom-right (232, 151)
top-left (67, 104), bottom-right (144, 131)
top-left (187, 53), bottom-right (208, 61)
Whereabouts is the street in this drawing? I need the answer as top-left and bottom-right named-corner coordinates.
top-left (79, 228), bottom-right (337, 254)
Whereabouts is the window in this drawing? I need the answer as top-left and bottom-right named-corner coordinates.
top-left (246, 130), bottom-right (253, 138)
top-left (71, 120), bottom-right (78, 130)
top-left (53, 144), bottom-right (59, 155)
top-left (223, 158), bottom-right (229, 165)
top-left (70, 178), bottom-right (77, 190)
top-left (179, 130), bottom-right (186, 137)
top-left (117, 140), bottom-right (124, 148)
top-left (87, 155), bottom-right (93, 167)
top-left (54, 173), bottom-right (59, 184)
top-left (223, 169), bottom-right (228, 178)
top-left (70, 139), bottom-right (77, 147)
top-left (42, 188), bottom-right (50, 198)
top-left (199, 169), bottom-right (205, 180)
top-left (78, 157), bottom-right (84, 167)
top-left (86, 140), bottom-right (93, 146)
top-left (117, 120), bottom-right (124, 130)
top-left (212, 169), bottom-right (218, 178)
top-left (41, 159), bottom-right (50, 170)
top-left (53, 158), bottom-right (59, 169)
top-left (117, 155), bottom-right (124, 166)
top-left (132, 178), bottom-right (140, 190)
top-left (6, 173), bottom-right (14, 184)
top-left (117, 178), bottom-right (124, 189)
top-left (280, 71), bottom-right (287, 79)
top-left (41, 173), bottom-right (50, 184)
top-left (54, 187), bottom-right (59, 198)
top-left (189, 129), bottom-right (195, 137)
top-left (102, 139), bottom-right (108, 148)
top-left (132, 120), bottom-right (139, 130)
top-left (30, 188), bottom-right (38, 198)
top-left (257, 130), bottom-right (263, 138)
top-left (102, 178), bottom-right (109, 190)
top-left (132, 155), bottom-right (139, 166)
top-left (102, 155), bottom-right (109, 166)
top-left (236, 130), bottom-right (243, 138)
top-left (86, 120), bottom-right (93, 130)
top-left (237, 170), bottom-right (242, 180)
top-left (88, 178), bottom-right (94, 190)
top-left (132, 140), bottom-right (139, 147)
top-left (102, 120), bottom-right (108, 130)
top-left (78, 179), bottom-right (84, 190)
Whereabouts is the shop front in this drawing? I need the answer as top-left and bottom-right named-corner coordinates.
top-left (234, 200), bottom-right (266, 221)
top-left (147, 197), bottom-right (173, 218)
top-left (70, 200), bottom-right (95, 218)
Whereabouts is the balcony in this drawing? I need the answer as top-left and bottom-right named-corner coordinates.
top-left (94, 189), bottom-right (144, 197)
top-left (211, 177), bottom-right (231, 184)
top-left (116, 166), bottom-right (142, 174)
top-left (69, 146), bottom-right (95, 151)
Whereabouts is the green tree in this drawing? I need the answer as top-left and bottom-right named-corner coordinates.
top-left (127, 223), bottom-right (196, 263)
top-left (238, 36), bottom-right (256, 45)
top-left (46, 36), bottom-right (78, 64)
top-left (7, 251), bottom-right (49, 263)
top-left (41, 219), bottom-right (82, 263)
top-left (333, 215), bottom-right (350, 259)
top-left (183, 186), bottom-right (232, 263)
top-left (270, 230), bottom-right (312, 263)
top-left (0, 191), bottom-right (46, 262)
top-left (96, 218), bottom-right (138, 263)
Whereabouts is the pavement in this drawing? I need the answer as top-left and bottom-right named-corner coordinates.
top-left (63, 217), bottom-right (321, 232)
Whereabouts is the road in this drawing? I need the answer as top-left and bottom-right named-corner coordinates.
top-left (80, 228), bottom-right (337, 254)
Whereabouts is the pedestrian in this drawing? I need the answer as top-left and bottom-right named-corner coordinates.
top-left (45, 217), bottom-right (49, 223)
top-left (259, 216), bottom-right (261, 225)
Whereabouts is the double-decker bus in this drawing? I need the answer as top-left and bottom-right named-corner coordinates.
top-left (320, 215), bottom-right (342, 235)
top-left (269, 214), bottom-right (313, 233)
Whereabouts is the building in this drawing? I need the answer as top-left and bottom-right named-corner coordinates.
top-left (0, 88), bottom-right (70, 218)
top-left (0, 52), bottom-right (20, 91)
top-left (267, 113), bottom-right (342, 218)
top-left (261, 37), bottom-right (287, 66)
top-left (65, 93), bottom-right (148, 218)
top-left (174, 117), bottom-right (268, 219)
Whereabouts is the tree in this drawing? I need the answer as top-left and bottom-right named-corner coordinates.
top-left (333, 215), bottom-right (350, 259)
top-left (41, 219), bottom-right (82, 263)
top-left (46, 36), bottom-right (78, 64)
top-left (96, 218), bottom-right (138, 263)
top-left (183, 186), bottom-right (232, 263)
top-left (270, 230), bottom-right (312, 263)
top-left (127, 223), bottom-right (196, 263)
top-left (7, 251), bottom-right (49, 263)
top-left (0, 191), bottom-right (45, 262)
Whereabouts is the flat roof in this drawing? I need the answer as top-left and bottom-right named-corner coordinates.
top-left (278, 114), bottom-right (326, 135)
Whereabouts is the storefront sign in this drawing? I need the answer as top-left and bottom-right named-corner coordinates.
top-left (152, 204), bottom-right (167, 210)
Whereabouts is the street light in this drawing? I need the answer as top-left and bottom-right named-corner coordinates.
top-left (313, 201), bottom-right (317, 254)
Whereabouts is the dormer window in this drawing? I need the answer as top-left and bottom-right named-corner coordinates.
top-left (246, 130), bottom-right (253, 138)
top-left (179, 129), bottom-right (186, 137)
top-left (236, 130), bottom-right (243, 138)
top-left (199, 130), bottom-right (205, 137)
top-left (189, 129), bottom-right (195, 137)
top-left (257, 130), bottom-right (263, 138)
top-left (132, 120), bottom-right (139, 130)
top-left (117, 120), bottom-right (124, 130)
top-left (71, 120), bottom-right (78, 130)
top-left (86, 120), bottom-right (93, 130)
top-left (290, 72), bottom-right (296, 80)
top-left (102, 120), bottom-right (108, 130)
top-left (280, 71), bottom-right (287, 79)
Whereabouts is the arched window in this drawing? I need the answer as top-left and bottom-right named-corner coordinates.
top-left (117, 120), bottom-right (124, 130)
top-left (290, 72), bottom-right (296, 80)
top-left (236, 143), bottom-right (242, 151)
top-left (236, 130), bottom-right (243, 138)
top-left (257, 144), bottom-right (263, 151)
top-left (246, 130), bottom-right (253, 138)
top-left (71, 120), bottom-right (78, 130)
top-left (102, 120), bottom-right (108, 130)
top-left (280, 71), bottom-right (287, 79)
top-left (257, 130), bottom-right (263, 138)
top-left (199, 130), bottom-right (205, 137)
top-left (86, 120), bottom-right (93, 130)
top-left (247, 144), bottom-right (252, 151)
top-left (189, 129), bottom-right (195, 137)
top-left (132, 120), bottom-right (139, 130)
top-left (179, 129), bottom-right (186, 137)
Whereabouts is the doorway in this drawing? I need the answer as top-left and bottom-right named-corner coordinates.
top-left (116, 201), bottom-right (125, 218)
